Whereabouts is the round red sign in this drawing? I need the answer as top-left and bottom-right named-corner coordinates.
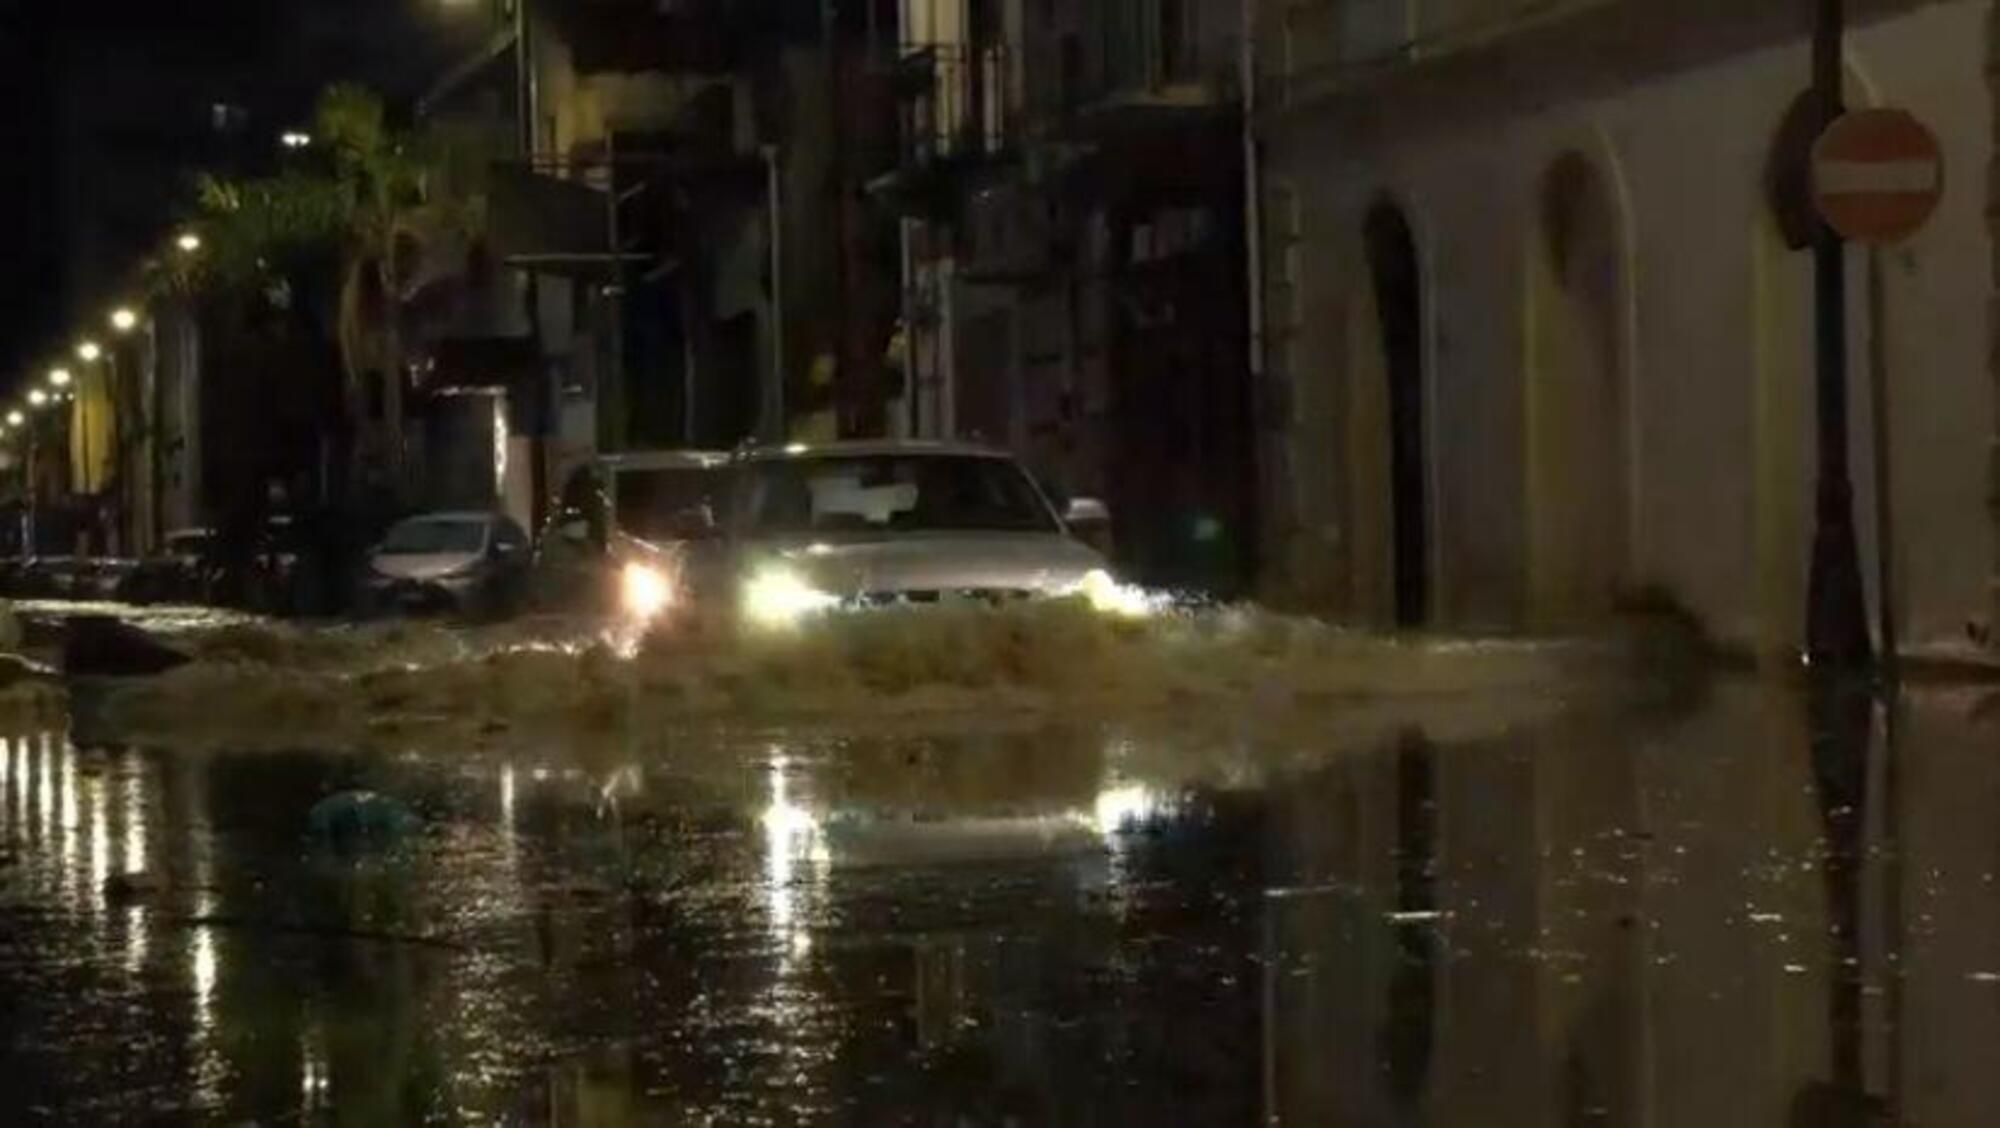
top-left (1810, 108), bottom-right (1944, 245)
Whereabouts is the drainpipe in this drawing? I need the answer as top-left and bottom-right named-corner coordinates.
top-left (764, 143), bottom-right (787, 442)
top-left (1240, 0), bottom-right (1270, 592)
top-left (1240, 0), bottom-right (1265, 384)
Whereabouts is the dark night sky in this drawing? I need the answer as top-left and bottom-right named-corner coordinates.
top-left (0, 0), bottom-right (482, 390)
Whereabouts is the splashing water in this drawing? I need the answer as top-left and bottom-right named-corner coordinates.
top-left (86, 599), bottom-right (1633, 751)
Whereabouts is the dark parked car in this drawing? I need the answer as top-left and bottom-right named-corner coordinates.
top-left (121, 529), bottom-right (219, 605)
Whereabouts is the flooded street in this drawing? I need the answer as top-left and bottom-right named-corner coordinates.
top-left (2, 650), bottom-right (1998, 1123)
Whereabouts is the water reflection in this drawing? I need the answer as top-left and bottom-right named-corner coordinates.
top-left (761, 749), bottom-right (829, 956)
top-left (1, 681), bottom-right (1995, 1123)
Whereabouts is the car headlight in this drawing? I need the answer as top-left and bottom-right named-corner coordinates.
top-left (621, 562), bottom-right (674, 621)
top-left (742, 566), bottom-right (839, 629)
top-left (1076, 568), bottom-right (1153, 618)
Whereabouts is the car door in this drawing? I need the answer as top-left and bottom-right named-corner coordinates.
top-left (491, 518), bottom-right (532, 604)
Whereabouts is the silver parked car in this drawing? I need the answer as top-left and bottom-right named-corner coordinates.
top-left (656, 440), bottom-right (1129, 627)
top-left (363, 511), bottom-right (532, 619)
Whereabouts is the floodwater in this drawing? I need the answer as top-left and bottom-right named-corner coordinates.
top-left (2, 667), bottom-right (1998, 1124)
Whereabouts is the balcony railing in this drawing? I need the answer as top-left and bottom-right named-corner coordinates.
top-left (893, 42), bottom-right (1017, 168)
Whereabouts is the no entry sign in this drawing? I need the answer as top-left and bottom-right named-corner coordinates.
top-left (1811, 108), bottom-right (1944, 244)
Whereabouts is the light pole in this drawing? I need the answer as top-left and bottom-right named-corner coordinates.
top-left (8, 410), bottom-right (25, 555)
top-left (1806, 0), bottom-right (1874, 672)
top-left (25, 390), bottom-right (50, 557)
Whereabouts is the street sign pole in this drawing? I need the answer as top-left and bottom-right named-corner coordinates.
top-left (1865, 249), bottom-right (1899, 686)
top-left (1807, 0), bottom-right (1875, 672)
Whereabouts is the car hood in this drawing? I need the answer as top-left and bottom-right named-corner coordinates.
top-left (750, 532), bottom-right (1106, 597)
top-left (372, 552), bottom-right (481, 581)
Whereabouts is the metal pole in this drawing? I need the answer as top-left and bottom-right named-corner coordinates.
top-left (516, 0), bottom-right (549, 531)
top-left (24, 426), bottom-right (35, 558)
top-left (148, 314), bottom-right (164, 548)
top-left (1807, 0), bottom-right (1875, 671)
top-left (1240, 0), bottom-right (1265, 383)
top-left (764, 143), bottom-right (786, 442)
top-left (1866, 249), bottom-right (1899, 685)
top-left (515, 0), bottom-right (536, 154)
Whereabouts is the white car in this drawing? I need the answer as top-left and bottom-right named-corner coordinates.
top-left (653, 440), bottom-right (1132, 627)
top-left (363, 511), bottom-right (532, 619)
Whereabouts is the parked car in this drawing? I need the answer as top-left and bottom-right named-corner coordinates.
top-left (362, 511), bottom-right (533, 620)
top-left (121, 529), bottom-right (219, 605)
top-left (664, 440), bottom-right (1125, 628)
top-left (79, 558), bottom-right (139, 602)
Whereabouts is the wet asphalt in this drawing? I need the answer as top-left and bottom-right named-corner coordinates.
top-left (1, 614), bottom-right (1998, 1125)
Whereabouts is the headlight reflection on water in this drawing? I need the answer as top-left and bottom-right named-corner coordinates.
top-left (761, 753), bottom-right (829, 962)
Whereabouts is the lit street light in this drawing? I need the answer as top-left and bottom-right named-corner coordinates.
top-left (176, 232), bottom-right (202, 254)
top-left (110, 308), bottom-right (139, 333)
top-left (49, 368), bottom-right (72, 388)
top-left (4, 412), bottom-right (19, 427)
top-left (280, 130), bottom-right (313, 149)
top-left (29, 389), bottom-right (49, 407)
top-left (75, 342), bottom-right (101, 362)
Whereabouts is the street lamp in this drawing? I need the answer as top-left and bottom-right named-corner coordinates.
top-left (176, 232), bottom-right (202, 254)
top-left (5, 412), bottom-right (21, 428)
top-left (75, 342), bottom-right (100, 363)
top-left (48, 367), bottom-right (72, 388)
top-left (29, 389), bottom-right (49, 408)
top-left (110, 308), bottom-right (139, 334)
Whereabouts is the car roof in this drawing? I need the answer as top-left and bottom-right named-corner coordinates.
top-left (735, 439), bottom-right (1012, 463)
top-left (395, 510), bottom-right (504, 524)
top-left (597, 450), bottom-right (733, 472)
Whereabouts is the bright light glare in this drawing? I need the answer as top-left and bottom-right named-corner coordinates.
top-left (110, 308), bottom-right (139, 333)
top-left (28, 389), bottom-right (48, 407)
top-left (176, 232), bottom-right (202, 253)
top-left (280, 131), bottom-right (313, 149)
top-left (1092, 785), bottom-right (1160, 836)
top-left (48, 368), bottom-right (72, 388)
top-left (5, 411), bottom-right (22, 427)
top-left (743, 567), bottom-right (839, 629)
top-left (621, 562), bottom-right (673, 621)
top-left (75, 342), bottom-right (100, 362)
top-left (1077, 569), bottom-right (1154, 618)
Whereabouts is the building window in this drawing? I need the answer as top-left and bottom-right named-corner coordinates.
top-left (1339, 0), bottom-right (1412, 65)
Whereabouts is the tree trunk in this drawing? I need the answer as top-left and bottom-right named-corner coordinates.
top-left (378, 257), bottom-right (406, 499)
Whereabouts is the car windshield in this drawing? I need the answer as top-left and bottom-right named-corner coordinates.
top-left (379, 518), bottom-right (487, 556)
top-left (737, 454), bottom-right (1057, 536)
top-left (614, 467), bottom-right (726, 541)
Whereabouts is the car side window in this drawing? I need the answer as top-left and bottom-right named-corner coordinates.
top-left (495, 520), bottom-right (528, 551)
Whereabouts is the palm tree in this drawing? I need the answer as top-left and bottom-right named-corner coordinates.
top-left (164, 83), bottom-right (487, 498)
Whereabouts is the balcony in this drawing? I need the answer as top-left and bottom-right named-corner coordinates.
top-left (895, 43), bottom-right (1017, 166)
top-left (1064, 0), bottom-right (1241, 133)
top-left (868, 42), bottom-right (1020, 217)
top-left (546, 0), bottom-right (743, 75)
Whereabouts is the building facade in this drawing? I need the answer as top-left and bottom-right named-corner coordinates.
top-left (885, 0), bottom-right (1260, 594)
top-left (1253, 0), bottom-right (1998, 656)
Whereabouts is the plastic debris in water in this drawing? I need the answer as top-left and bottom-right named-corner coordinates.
top-left (308, 790), bottom-right (419, 853)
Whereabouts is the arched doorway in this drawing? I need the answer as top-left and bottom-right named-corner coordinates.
top-left (1364, 202), bottom-right (1430, 628)
top-left (1528, 152), bottom-right (1630, 624)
